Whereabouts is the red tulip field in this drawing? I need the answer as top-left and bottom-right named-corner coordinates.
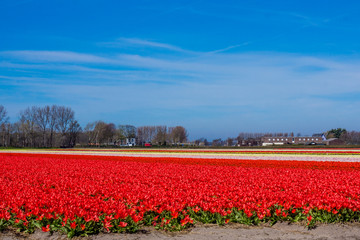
top-left (1, 150), bottom-right (360, 237)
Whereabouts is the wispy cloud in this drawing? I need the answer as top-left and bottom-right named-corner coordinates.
top-left (101, 37), bottom-right (195, 54)
top-left (118, 38), bottom-right (187, 52)
top-left (102, 37), bottom-right (257, 56)
top-left (207, 42), bottom-right (252, 54)
top-left (2, 47), bottom-right (360, 95)
top-left (0, 50), bottom-right (113, 64)
top-left (2, 41), bottom-right (360, 138)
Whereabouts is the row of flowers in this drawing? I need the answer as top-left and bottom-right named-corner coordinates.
top-left (1, 153), bottom-right (360, 237)
top-left (53, 148), bottom-right (360, 155)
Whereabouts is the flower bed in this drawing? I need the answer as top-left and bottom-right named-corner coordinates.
top-left (53, 148), bottom-right (360, 155)
top-left (1, 153), bottom-right (360, 237)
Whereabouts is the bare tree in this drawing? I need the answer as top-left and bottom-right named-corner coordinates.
top-left (67, 120), bottom-right (82, 147)
top-left (0, 123), bottom-right (11, 147)
top-left (136, 126), bottom-right (145, 146)
top-left (48, 105), bottom-right (58, 147)
top-left (0, 105), bottom-right (9, 146)
top-left (226, 137), bottom-right (234, 146)
top-left (55, 106), bottom-right (74, 134)
top-left (20, 106), bottom-right (40, 147)
top-left (168, 126), bottom-right (188, 144)
top-left (118, 125), bottom-right (136, 139)
top-left (136, 126), bottom-right (157, 144)
top-left (115, 125), bottom-right (126, 145)
top-left (1, 105), bottom-right (83, 148)
top-left (104, 123), bottom-right (116, 144)
top-left (153, 125), bottom-right (167, 145)
top-left (148, 126), bottom-right (156, 143)
top-left (55, 106), bottom-right (75, 146)
top-left (34, 106), bottom-right (50, 147)
top-left (11, 121), bottom-right (22, 147)
top-left (212, 138), bottom-right (222, 147)
top-left (341, 131), bottom-right (360, 145)
top-left (89, 121), bottom-right (116, 145)
top-left (94, 121), bottom-right (107, 145)
top-left (84, 121), bottom-right (97, 145)
top-left (0, 105), bottom-right (8, 125)
top-left (115, 125), bottom-right (137, 146)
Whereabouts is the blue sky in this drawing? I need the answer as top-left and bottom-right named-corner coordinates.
top-left (1, 0), bottom-right (360, 140)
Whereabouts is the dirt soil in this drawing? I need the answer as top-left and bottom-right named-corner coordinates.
top-left (2, 222), bottom-right (360, 240)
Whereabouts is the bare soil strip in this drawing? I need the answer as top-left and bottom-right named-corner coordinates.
top-left (2, 222), bottom-right (360, 240)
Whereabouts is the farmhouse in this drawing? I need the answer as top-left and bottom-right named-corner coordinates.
top-left (261, 136), bottom-right (323, 146)
top-left (117, 138), bottom-right (136, 146)
top-left (238, 139), bottom-right (262, 146)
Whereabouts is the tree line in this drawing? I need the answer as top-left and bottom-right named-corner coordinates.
top-left (1, 105), bottom-right (359, 148)
top-left (0, 105), bottom-right (80, 148)
top-left (83, 122), bottom-right (187, 146)
top-left (327, 128), bottom-right (360, 145)
top-left (0, 105), bottom-right (188, 148)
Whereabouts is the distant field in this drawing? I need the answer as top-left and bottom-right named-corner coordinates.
top-left (2, 148), bottom-right (360, 161)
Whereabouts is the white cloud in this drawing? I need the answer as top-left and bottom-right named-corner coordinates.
top-left (118, 38), bottom-right (187, 52)
top-left (2, 48), bottom-right (360, 95)
top-left (0, 50), bottom-right (113, 64)
top-left (2, 43), bottom-right (360, 138)
top-left (101, 37), bottom-right (195, 54)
